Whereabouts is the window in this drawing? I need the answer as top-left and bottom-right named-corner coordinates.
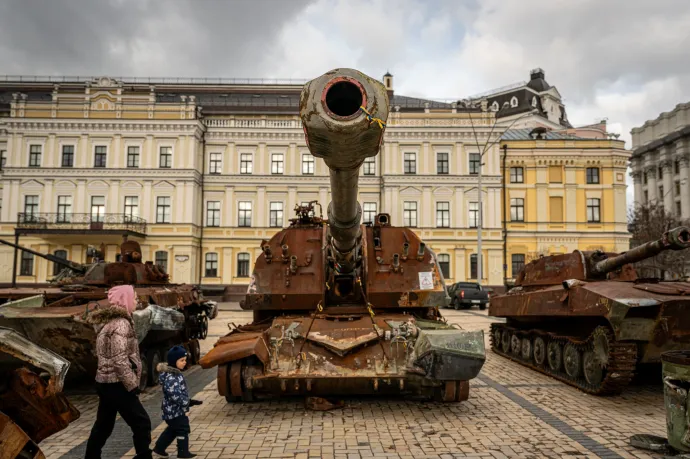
top-left (56, 196), bottom-right (72, 223)
top-left (548, 166), bottom-right (562, 183)
top-left (209, 153), bottom-right (222, 174)
top-left (644, 190), bottom-right (648, 202)
top-left (240, 153), bottom-right (253, 174)
top-left (511, 254), bottom-right (525, 277)
top-left (156, 197), bottom-right (171, 223)
top-left (159, 146), bottom-right (172, 168)
top-left (438, 254), bottom-right (450, 279)
top-left (363, 202), bottom-right (377, 224)
top-left (269, 202), bottom-right (283, 227)
top-left (206, 201), bottom-right (220, 227)
top-left (469, 153), bottom-right (480, 175)
top-left (675, 160), bottom-right (681, 175)
top-left (404, 153), bottom-right (416, 174)
top-left (205, 253), bottom-right (218, 277)
top-left (531, 96), bottom-right (538, 108)
top-left (658, 167), bottom-right (663, 180)
top-left (403, 201), bottom-right (417, 227)
top-left (20, 252), bottom-right (34, 276)
top-left (586, 167), bottom-right (600, 184)
top-left (238, 201), bottom-right (252, 227)
top-left (437, 153), bottom-right (449, 174)
top-left (91, 196), bottom-right (105, 222)
top-left (643, 172), bottom-right (648, 184)
top-left (659, 186), bottom-right (664, 199)
top-left (61, 145), bottom-right (74, 167)
top-left (468, 202), bottom-right (479, 228)
top-left (124, 196), bottom-right (139, 220)
top-left (676, 181), bottom-right (681, 197)
top-left (363, 156), bottom-right (375, 175)
top-left (29, 145), bottom-right (41, 167)
top-left (155, 251), bottom-right (168, 273)
top-left (510, 96), bottom-right (518, 108)
top-left (53, 250), bottom-right (67, 276)
top-left (436, 202), bottom-right (450, 228)
top-left (510, 198), bottom-right (524, 222)
top-left (490, 101), bottom-right (499, 111)
top-left (677, 201), bottom-right (682, 216)
top-left (549, 197), bottom-right (563, 222)
top-left (24, 195), bottom-right (39, 221)
top-left (127, 146), bottom-right (140, 168)
top-left (302, 154), bottom-right (314, 175)
top-left (470, 254), bottom-right (480, 279)
top-left (271, 153), bottom-right (284, 174)
top-left (1, 150), bottom-right (6, 168)
top-left (510, 167), bottom-right (523, 183)
top-left (94, 146), bottom-right (107, 168)
top-left (237, 252), bottom-right (250, 277)
top-left (587, 198), bottom-right (600, 223)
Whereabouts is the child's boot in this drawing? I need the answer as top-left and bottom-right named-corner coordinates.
top-left (176, 436), bottom-right (197, 458)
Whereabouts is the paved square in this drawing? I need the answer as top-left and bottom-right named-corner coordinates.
top-left (39, 304), bottom-right (667, 459)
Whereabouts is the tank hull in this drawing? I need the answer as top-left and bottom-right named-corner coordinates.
top-left (202, 310), bottom-right (485, 402)
top-left (489, 280), bottom-right (690, 394)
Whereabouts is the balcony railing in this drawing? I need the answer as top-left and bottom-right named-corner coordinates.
top-left (17, 213), bottom-right (147, 235)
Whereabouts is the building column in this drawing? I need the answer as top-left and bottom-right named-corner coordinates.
top-left (680, 155), bottom-right (690, 219)
top-left (632, 171), bottom-right (643, 206)
top-left (175, 181), bottom-right (186, 224)
top-left (423, 142), bottom-right (430, 174)
top-left (319, 187), bottom-right (328, 210)
top-left (145, 135), bottom-right (154, 168)
top-left (391, 187), bottom-right (400, 226)
top-left (46, 134), bottom-right (56, 167)
top-left (222, 247), bottom-right (233, 284)
top-left (662, 159), bottom-right (674, 211)
top-left (258, 143), bottom-right (266, 174)
top-left (224, 142), bottom-right (235, 175)
top-left (257, 187), bottom-right (266, 227)
top-left (645, 165), bottom-right (657, 203)
top-left (453, 187), bottom-right (464, 228)
top-left (44, 180), bottom-right (54, 214)
top-left (223, 186), bottom-right (234, 226)
top-left (422, 186), bottom-right (432, 227)
top-left (109, 180), bottom-right (120, 216)
top-left (37, 243), bottom-right (50, 283)
top-left (75, 179), bottom-right (87, 214)
top-left (287, 187), bottom-right (297, 216)
top-left (290, 143), bottom-right (297, 175)
top-left (454, 249), bottom-right (466, 282)
top-left (390, 141), bottom-right (399, 174)
top-left (112, 135), bottom-right (121, 168)
top-left (78, 135), bottom-right (88, 168)
top-left (142, 180), bottom-right (153, 223)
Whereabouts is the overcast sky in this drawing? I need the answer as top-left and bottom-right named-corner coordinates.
top-left (1, 0), bottom-right (689, 147)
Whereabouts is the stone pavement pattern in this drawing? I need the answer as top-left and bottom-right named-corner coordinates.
top-left (38, 305), bottom-right (668, 459)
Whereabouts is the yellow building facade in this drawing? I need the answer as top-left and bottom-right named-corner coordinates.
top-left (501, 129), bottom-right (631, 280)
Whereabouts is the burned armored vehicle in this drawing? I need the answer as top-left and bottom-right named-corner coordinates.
top-left (0, 327), bottom-right (80, 458)
top-left (199, 68), bottom-right (485, 403)
top-left (0, 239), bottom-right (218, 389)
top-left (490, 227), bottom-right (690, 395)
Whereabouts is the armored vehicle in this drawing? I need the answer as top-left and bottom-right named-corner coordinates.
top-left (199, 68), bottom-right (485, 403)
top-left (0, 238), bottom-right (218, 389)
top-left (0, 327), bottom-right (80, 458)
top-left (490, 227), bottom-right (690, 395)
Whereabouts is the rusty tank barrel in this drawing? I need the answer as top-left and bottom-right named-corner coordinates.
top-left (299, 68), bottom-right (389, 258)
top-left (0, 238), bottom-right (87, 274)
top-left (591, 226), bottom-right (690, 275)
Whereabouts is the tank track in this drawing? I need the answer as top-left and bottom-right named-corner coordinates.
top-left (489, 323), bottom-right (637, 395)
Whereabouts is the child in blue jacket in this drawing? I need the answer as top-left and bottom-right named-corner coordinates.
top-left (153, 346), bottom-right (202, 458)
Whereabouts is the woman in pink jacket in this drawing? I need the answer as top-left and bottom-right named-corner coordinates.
top-left (84, 285), bottom-right (152, 459)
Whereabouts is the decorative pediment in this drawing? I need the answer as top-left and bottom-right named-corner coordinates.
top-left (55, 180), bottom-right (77, 190)
top-left (91, 95), bottom-right (116, 111)
top-left (87, 180), bottom-right (109, 192)
top-left (93, 76), bottom-right (118, 88)
top-left (433, 186), bottom-right (453, 197)
top-left (121, 181), bottom-right (143, 190)
top-left (399, 186), bottom-right (421, 197)
top-left (21, 179), bottom-right (44, 191)
top-left (153, 180), bottom-right (175, 191)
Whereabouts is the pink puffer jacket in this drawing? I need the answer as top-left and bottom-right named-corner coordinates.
top-left (87, 285), bottom-right (141, 391)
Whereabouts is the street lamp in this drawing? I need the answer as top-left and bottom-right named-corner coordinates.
top-left (465, 103), bottom-right (539, 287)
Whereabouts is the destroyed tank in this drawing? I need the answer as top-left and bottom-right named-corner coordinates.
top-left (199, 68), bottom-right (485, 402)
top-left (0, 327), bottom-right (80, 458)
top-left (0, 238), bottom-right (218, 390)
top-left (490, 226), bottom-right (690, 395)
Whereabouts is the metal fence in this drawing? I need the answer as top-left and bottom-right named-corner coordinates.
top-left (17, 213), bottom-right (147, 235)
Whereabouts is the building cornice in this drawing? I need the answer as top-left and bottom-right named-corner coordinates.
top-left (1, 118), bottom-right (205, 137)
top-left (1, 167), bottom-right (202, 181)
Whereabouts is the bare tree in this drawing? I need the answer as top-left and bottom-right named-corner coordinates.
top-left (628, 202), bottom-right (690, 279)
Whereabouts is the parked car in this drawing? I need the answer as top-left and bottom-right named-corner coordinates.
top-left (446, 282), bottom-right (490, 310)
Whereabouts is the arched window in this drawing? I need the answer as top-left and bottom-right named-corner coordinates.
top-left (205, 252), bottom-right (218, 277)
top-left (437, 254), bottom-right (450, 279)
top-left (510, 96), bottom-right (518, 108)
top-left (531, 96), bottom-right (538, 108)
top-left (490, 101), bottom-right (499, 111)
top-left (155, 251), bottom-right (168, 272)
top-left (237, 252), bottom-right (250, 277)
top-left (470, 254), bottom-right (482, 279)
top-left (53, 250), bottom-right (67, 275)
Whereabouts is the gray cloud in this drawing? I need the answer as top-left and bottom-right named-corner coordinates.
top-left (0, 0), bottom-right (314, 77)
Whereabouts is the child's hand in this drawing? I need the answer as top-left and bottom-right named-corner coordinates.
top-left (190, 399), bottom-right (203, 407)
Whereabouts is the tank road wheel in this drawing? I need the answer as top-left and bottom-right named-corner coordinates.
top-left (582, 350), bottom-right (604, 386)
top-left (501, 330), bottom-right (511, 354)
top-left (563, 343), bottom-right (582, 379)
top-left (434, 381), bottom-right (470, 402)
top-left (493, 328), bottom-right (503, 350)
top-left (521, 338), bottom-right (532, 361)
top-left (533, 337), bottom-right (546, 366)
top-left (226, 360), bottom-right (254, 403)
top-left (547, 341), bottom-right (562, 372)
top-left (510, 334), bottom-right (521, 356)
top-left (138, 353), bottom-right (149, 392)
top-left (188, 339), bottom-right (201, 365)
top-left (146, 349), bottom-right (162, 386)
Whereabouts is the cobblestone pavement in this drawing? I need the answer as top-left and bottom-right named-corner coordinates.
top-left (38, 304), bottom-right (667, 459)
